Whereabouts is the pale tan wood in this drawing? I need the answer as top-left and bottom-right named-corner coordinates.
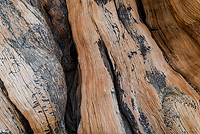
top-left (0, 87), bottom-right (26, 133)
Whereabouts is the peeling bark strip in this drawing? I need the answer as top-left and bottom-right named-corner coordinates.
top-left (0, 0), bottom-right (200, 133)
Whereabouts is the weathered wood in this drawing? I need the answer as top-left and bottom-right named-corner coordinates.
top-left (141, 0), bottom-right (200, 92)
top-left (34, 0), bottom-right (79, 133)
top-left (0, 79), bottom-right (32, 134)
top-left (0, 0), bottom-right (200, 133)
top-left (66, 0), bottom-right (200, 133)
top-left (66, 1), bottom-right (128, 133)
top-left (0, 0), bottom-right (67, 133)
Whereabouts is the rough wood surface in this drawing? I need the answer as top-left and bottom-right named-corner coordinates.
top-left (0, 79), bottom-right (32, 133)
top-left (66, 0), bottom-right (200, 133)
top-left (0, 0), bottom-right (200, 133)
top-left (0, 0), bottom-right (67, 133)
top-left (141, 0), bottom-right (200, 92)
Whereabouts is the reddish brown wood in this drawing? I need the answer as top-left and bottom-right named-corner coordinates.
top-left (0, 0), bottom-right (200, 133)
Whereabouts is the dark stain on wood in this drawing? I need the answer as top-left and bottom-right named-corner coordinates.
top-left (145, 67), bottom-right (166, 93)
top-left (94, 0), bottom-right (111, 6)
top-left (96, 39), bottom-right (114, 80)
top-left (138, 108), bottom-right (154, 134)
top-left (117, 3), bottom-right (138, 24)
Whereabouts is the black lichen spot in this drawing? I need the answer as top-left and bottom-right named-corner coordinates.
top-left (131, 64), bottom-right (135, 72)
top-left (94, 0), bottom-right (111, 6)
top-left (131, 98), bottom-right (135, 110)
top-left (138, 108), bottom-right (154, 134)
top-left (128, 51), bottom-right (137, 59)
top-left (116, 71), bottom-right (121, 77)
top-left (11, 116), bottom-right (15, 120)
top-left (111, 23), bottom-right (120, 41)
top-left (33, 101), bottom-right (40, 109)
top-left (127, 7), bottom-right (132, 12)
top-left (122, 33), bottom-right (125, 39)
top-left (137, 37), bottom-right (151, 60)
top-left (41, 99), bottom-right (49, 102)
top-left (136, 35), bottom-right (145, 44)
top-left (131, 51), bottom-right (137, 55)
top-left (145, 67), bottom-right (166, 93)
top-left (117, 3), bottom-right (138, 24)
top-left (120, 101), bottom-right (141, 134)
top-left (111, 91), bottom-right (115, 94)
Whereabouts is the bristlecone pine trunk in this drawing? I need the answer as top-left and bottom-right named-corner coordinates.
top-left (0, 0), bottom-right (200, 133)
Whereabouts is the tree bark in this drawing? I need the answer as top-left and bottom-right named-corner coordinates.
top-left (0, 0), bottom-right (199, 134)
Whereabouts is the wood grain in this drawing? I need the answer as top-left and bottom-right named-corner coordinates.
top-left (0, 0), bottom-right (67, 133)
top-left (0, 79), bottom-right (32, 133)
top-left (141, 0), bottom-right (200, 92)
top-left (67, 0), bottom-right (200, 133)
top-left (0, 0), bottom-right (199, 133)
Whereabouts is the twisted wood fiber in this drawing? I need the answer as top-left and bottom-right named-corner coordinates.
top-left (0, 0), bottom-right (199, 133)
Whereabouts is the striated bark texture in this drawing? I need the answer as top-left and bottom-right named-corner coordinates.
top-left (0, 0), bottom-right (200, 134)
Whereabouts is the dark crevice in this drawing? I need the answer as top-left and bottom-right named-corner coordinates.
top-left (42, 6), bottom-right (54, 35)
top-left (38, 0), bottom-right (78, 71)
top-left (65, 68), bottom-right (80, 134)
top-left (0, 78), bottom-right (33, 134)
top-left (36, 0), bottom-right (79, 133)
top-left (70, 44), bottom-right (78, 63)
top-left (186, 80), bottom-right (200, 95)
top-left (91, 12), bottom-right (135, 132)
top-left (135, 0), bottom-right (147, 25)
top-left (105, 48), bottom-right (140, 134)
top-left (96, 1), bottom-right (141, 133)
top-left (97, 38), bottom-right (138, 133)
top-left (97, 39), bottom-right (114, 80)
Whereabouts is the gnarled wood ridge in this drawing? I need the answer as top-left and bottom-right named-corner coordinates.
top-left (0, 0), bottom-right (200, 133)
